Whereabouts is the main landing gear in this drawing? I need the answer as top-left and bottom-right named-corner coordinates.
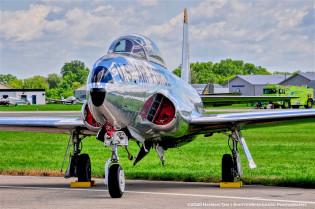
top-left (222, 128), bottom-right (256, 182)
top-left (63, 129), bottom-right (91, 182)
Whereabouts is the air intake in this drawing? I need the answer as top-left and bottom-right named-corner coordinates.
top-left (140, 94), bottom-right (175, 125)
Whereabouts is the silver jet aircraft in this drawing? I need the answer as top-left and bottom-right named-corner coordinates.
top-left (0, 9), bottom-right (314, 198)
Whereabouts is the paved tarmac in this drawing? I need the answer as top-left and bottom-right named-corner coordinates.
top-left (0, 175), bottom-right (314, 209)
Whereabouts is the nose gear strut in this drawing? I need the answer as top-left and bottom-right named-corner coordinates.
top-left (98, 123), bottom-right (129, 198)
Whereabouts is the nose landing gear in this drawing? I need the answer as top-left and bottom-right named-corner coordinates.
top-left (99, 126), bottom-right (129, 198)
top-left (107, 163), bottom-right (125, 198)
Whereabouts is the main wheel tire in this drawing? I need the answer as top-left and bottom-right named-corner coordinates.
top-left (221, 154), bottom-right (235, 182)
top-left (77, 154), bottom-right (91, 182)
top-left (282, 101), bottom-right (291, 109)
top-left (68, 155), bottom-right (78, 177)
top-left (108, 164), bottom-right (125, 198)
top-left (305, 99), bottom-right (313, 109)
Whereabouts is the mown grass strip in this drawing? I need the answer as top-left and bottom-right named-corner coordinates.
top-left (0, 119), bottom-right (314, 187)
top-left (0, 104), bottom-right (82, 111)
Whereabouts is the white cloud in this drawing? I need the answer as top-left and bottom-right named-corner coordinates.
top-left (145, 13), bottom-right (182, 39)
top-left (0, 0), bottom-right (314, 78)
top-left (191, 21), bottom-right (227, 40)
top-left (275, 8), bottom-right (308, 28)
top-left (0, 4), bottom-right (52, 41)
top-left (186, 0), bottom-right (314, 72)
top-left (191, 0), bottom-right (227, 17)
top-left (137, 0), bottom-right (158, 7)
top-left (93, 5), bottom-right (114, 15)
top-left (45, 20), bottom-right (67, 32)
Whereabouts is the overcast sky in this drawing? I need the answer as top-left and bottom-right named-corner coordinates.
top-left (0, 0), bottom-right (314, 78)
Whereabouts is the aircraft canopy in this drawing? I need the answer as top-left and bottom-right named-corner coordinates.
top-left (108, 34), bottom-right (166, 67)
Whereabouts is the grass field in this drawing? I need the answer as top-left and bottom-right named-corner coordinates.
top-left (1, 103), bottom-right (307, 111)
top-left (0, 119), bottom-right (314, 187)
top-left (206, 103), bottom-right (254, 109)
top-left (0, 104), bottom-right (82, 111)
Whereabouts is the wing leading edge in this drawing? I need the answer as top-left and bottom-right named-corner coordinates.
top-left (0, 117), bottom-right (86, 134)
top-left (189, 109), bottom-right (315, 133)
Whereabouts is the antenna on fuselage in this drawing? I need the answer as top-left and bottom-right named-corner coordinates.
top-left (181, 8), bottom-right (191, 83)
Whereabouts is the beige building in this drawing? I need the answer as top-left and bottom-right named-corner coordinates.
top-left (74, 85), bottom-right (87, 101)
top-left (0, 83), bottom-right (11, 89)
top-left (0, 83), bottom-right (46, 105)
top-left (227, 75), bottom-right (286, 96)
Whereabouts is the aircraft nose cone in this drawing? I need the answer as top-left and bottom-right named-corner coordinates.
top-left (90, 88), bottom-right (106, 107)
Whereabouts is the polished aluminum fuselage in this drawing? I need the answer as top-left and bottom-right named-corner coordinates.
top-left (87, 54), bottom-right (203, 144)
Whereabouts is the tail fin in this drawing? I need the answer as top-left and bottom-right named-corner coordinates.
top-left (181, 8), bottom-right (190, 83)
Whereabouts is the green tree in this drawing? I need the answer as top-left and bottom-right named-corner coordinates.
top-left (8, 79), bottom-right (23, 88)
top-left (46, 60), bottom-right (90, 98)
top-left (46, 88), bottom-right (59, 99)
top-left (173, 67), bottom-right (181, 77)
top-left (72, 81), bottom-right (81, 90)
top-left (243, 63), bottom-right (256, 74)
top-left (47, 73), bottom-right (61, 89)
top-left (0, 74), bottom-right (18, 85)
top-left (1, 60), bottom-right (89, 99)
top-left (23, 76), bottom-right (49, 90)
top-left (61, 60), bottom-right (89, 85)
top-left (173, 59), bottom-right (271, 84)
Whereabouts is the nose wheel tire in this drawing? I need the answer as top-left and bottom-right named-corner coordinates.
top-left (108, 163), bottom-right (125, 198)
top-left (221, 154), bottom-right (235, 182)
top-left (77, 154), bottom-right (91, 182)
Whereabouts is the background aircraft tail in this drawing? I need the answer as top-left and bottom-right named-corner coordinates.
top-left (181, 8), bottom-right (191, 83)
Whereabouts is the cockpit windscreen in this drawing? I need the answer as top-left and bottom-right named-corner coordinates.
top-left (113, 39), bottom-right (133, 53)
top-left (108, 35), bottom-right (166, 67)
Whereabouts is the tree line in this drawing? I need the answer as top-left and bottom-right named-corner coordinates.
top-left (0, 60), bottom-right (89, 99)
top-left (173, 59), bottom-right (273, 84)
top-left (1, 58), bottom-right (294, 98)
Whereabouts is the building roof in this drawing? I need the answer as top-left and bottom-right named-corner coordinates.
top-left (75, 85), bottom-right (87, 91)
top-left (279, 72), bottom-right (315, 85)
top-left (298, 72), bottom-right (315, 81)
top-left (191, 84), bottom-right (207, 89)
top-left (235, 75), bottom-right (286, 85)
top-left (210, 83), bottom-right (225, 88)
top-left (191, 84), bottom-right (207, 94)
top-left (0, 89), bottom-right (45, 92)
top-left (0, 83), bottom-right (11, 89)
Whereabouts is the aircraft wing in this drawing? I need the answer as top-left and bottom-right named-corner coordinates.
top-left (189, 109), bottom-right (315, 133)
top-left (200, 95), bottom-right (297, 106)
top-left (0, 117), bottom-right (87, 134)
